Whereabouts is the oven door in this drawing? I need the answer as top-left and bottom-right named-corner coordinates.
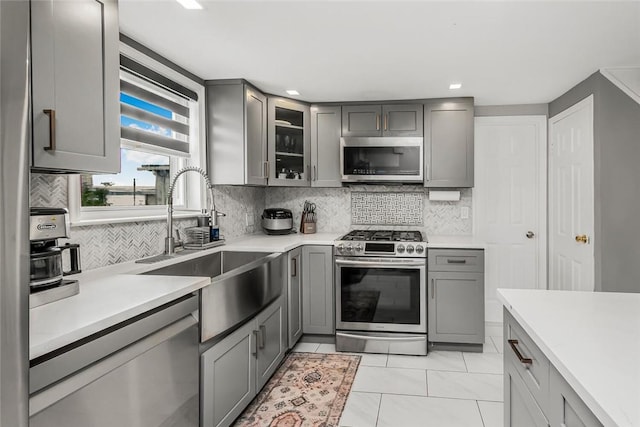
top-left (335, 257), bottom-right (426, 333)
top-left (340, 137), bottom-right (424, 182)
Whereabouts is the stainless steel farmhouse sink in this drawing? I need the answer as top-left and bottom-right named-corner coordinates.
top-left (142, 251), bottom-right (286, 342)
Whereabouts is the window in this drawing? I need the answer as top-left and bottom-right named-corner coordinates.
top-left (69, 42), bottom-right (206, 225)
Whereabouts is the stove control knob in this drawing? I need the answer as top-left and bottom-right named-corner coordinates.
top-left (355, 244), bottom-right (363, 252)
top-left (415, 245), bottom-right (425, 254)
top-left (397, 244), bottom-right (405, 253)
top-left (336, 243), bottom-right (344, 252)
top-left (346, 244), bottom-right (353, 252)
top-left (406, 245), bottom-right (415, 254)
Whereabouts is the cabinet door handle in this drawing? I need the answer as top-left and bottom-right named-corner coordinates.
top-left (431, 278), bottom-right (435, 299)
top-left (292, 258), bottom-right (297, 277)
top-left (263, 161), bottom-right (269, 179)
top-left (313, 165), bottom-right (317, 181)
top-left (384, 114), bottom-right (388, 131)
top-left (252, 330), bottom-right (259, 356)
top-left (508, 339), bottom-right (533, 365)
top-left (376, 114), bottom-right (380, 131)
top-left (259, 325), bottom-right (266, 349)
top-left (43, 109), bottom-right (56, 151)
top-left (447, 259), bottom-right (467, 264)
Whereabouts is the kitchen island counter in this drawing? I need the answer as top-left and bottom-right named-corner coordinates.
top-left (498, 289), bottom-right (640, 427)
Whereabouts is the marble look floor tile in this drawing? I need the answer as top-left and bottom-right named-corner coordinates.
top-left (428, 371), bottom-right (503, 401)
top-left (339, 392), bottom-right (381, 427)
top-left (316, 343), bottom-right (337, 353)
top-left (463, 352), bottom-right (503, 374)
top-left (358, 353), bottom-right (388, 367)
top-left (352, 366), bottom-right (428, 396)
top-left (483, 337), bottom-right (499, 353)
top-left (491, 336), bottom-right (504, 353)
top-left (291, 342), bottom-right (320, 353)
top-left (485, 324), bottom-right (504, 337)
top-left (478, 401), bottom-right (504, 427)
top-left (377, 394), bottom-right (484, 427)
top-left (387, 351), bottom-right (466, 372)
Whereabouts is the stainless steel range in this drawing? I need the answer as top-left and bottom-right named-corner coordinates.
top-left (335, 230), bottom-right (428, 356)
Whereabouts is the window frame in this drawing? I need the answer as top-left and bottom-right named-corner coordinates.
top-left (68, 41), bottom-right (207, 226)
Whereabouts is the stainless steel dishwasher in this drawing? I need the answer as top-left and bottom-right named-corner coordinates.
top-left (29, 294), bottom-right (200, 427)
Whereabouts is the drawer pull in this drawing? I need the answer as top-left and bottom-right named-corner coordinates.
top-left (447, 259), bottom-right (467, 264)
top-left (508, 339), bottom-right (533, 365)
top-left (43, 109), bottom-right (56, 151)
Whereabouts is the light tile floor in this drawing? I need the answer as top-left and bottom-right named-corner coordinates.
top-left (292, 335), bottom-right (505, 427)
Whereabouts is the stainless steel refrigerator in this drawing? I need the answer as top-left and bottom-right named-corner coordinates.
top-left (0, 1), bottom-right (31, 426)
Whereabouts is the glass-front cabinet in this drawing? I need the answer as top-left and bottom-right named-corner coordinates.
top-left (267, 97), bottom-right (311, 186)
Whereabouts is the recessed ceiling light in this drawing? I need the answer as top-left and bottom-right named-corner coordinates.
top-left (449, 83), bottom-right (463, 90)
top-left (176, 0), bottom-right (202, 10)
top-left (286, 90), bottom-right (300, 96)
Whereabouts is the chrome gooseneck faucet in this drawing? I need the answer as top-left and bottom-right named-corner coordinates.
top-left (165, 166), bottom-right (225, 255)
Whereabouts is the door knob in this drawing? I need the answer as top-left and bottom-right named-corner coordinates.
top-left (575, 234), bottom-right (589, 244)
top-left (526, 231), bottom-right (535, 239)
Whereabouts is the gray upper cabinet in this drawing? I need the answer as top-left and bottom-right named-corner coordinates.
top-left (207, 81), bottom-right (268, 186)
top-left (342, 104), bottom-right (423, 137)
top-left (302, 245), bottom-right (334, 335)
top-left (310, 105), bottom-right (342, 187)
top-left (424, 99), bottom-right (474, 188)
top-left (268, 97), bottom-right (311, 187)
top-left (31, 0), bottom-right (120, 174)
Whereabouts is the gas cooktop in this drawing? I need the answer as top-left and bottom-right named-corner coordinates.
top-left (335, 229), bottom-right (427, 258)
top-left (339, 230), bottom-right (425, 242)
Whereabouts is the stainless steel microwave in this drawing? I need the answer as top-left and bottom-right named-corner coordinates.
top-left (340, 137), bottom-right (424, 183)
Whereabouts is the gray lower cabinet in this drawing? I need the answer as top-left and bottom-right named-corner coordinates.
top-left (287, 248), bottom-right (303, 348)
top-left (201, 296), bottom-right (286, 427)
top-left (31, 0), bottom-right (120, 173)
top-left (207, 80), bottom-right (268, 186)
top-left (424, 99), bottom-right (474, 188)
top-left (342, 104), bottom-right (423, 137)
top-left (310, 105), bottom-right (342, 187)
top-left (504, 311), bottom-right (603, 427)
top-left (302, 245), bottom-right (334, 335)
top-left (427, 249), bottom-right (484, 344)
top-left (505, 358), bottom-right (549, 427)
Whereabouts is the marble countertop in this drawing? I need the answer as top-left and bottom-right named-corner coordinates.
top-left (498, 289), bottom-right (640, 427)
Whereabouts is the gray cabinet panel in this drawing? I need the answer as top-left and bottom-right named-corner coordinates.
top-left (311, 105), bottom-right (342, 187)
top-left (207, 82), bottom-right (267, 186)
top-left (255, 296), bottom-right (286, 391)
top-left (428, 271), bottom-right (484, 344)
top-left (287, 248), bottom-right (303, 348)
top-left (424, 100), bottom-right (474, 188)
top-left (505, 359), bottom-right (549, 427)
top-left (201, 320), bottom-right (256, 427)
top-left (268, 97), bottom-right (311, 187)
top-left (549, 366), bottom-right (602, 427)
top-left (302, 245), bottom-right (334, 335)
top-left (429, 249), bottom-right (484, 273)
top-left (31, 0), bottom-right (120, 173)
top-left (383, 104), bottom-right (423, 136)
top-left (342, 105), bottom-right (381, 137)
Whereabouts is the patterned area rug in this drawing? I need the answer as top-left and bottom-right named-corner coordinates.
top-left (233, 352), bottom-right (361, 427)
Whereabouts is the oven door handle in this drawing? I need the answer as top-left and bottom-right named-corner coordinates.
top-left (336, 332), bottom-right (426, 342)
top-left (335, 258), bottom-right (426, 268)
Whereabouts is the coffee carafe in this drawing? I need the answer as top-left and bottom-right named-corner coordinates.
top-left (30, 208), bottom-right (81, 307)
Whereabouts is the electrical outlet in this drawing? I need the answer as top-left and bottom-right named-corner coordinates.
top-left (461, 207), bottom-right (469, 219)
top-left (246, 213), bottom-right (254, 227)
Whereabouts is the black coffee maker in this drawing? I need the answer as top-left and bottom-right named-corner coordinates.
top-left (30, 208), bottom-right (81, 307)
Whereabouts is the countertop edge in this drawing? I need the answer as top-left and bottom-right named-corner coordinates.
top-left (497, 289), bottom-right (618, 427)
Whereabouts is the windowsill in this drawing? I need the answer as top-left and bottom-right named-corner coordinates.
top-left (70, 211), bottom-right (200, 228)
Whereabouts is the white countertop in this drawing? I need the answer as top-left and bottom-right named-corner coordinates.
top-left (427, 235), bottom-right (486, 249)
top-left (498, 289), bottom-right (640, 427)
top-left (30, 231), bottom-right (482, 360)
top-left (30, 274), bottom-right (209, 360)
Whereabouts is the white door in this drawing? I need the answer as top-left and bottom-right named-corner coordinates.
top-left (474, 116), bottom-right (547, 323)
top-left (549, 96), bottom-right (595, 291)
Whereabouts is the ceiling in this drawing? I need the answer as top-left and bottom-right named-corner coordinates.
top-left (119, 0), bottom-right (640, 105)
